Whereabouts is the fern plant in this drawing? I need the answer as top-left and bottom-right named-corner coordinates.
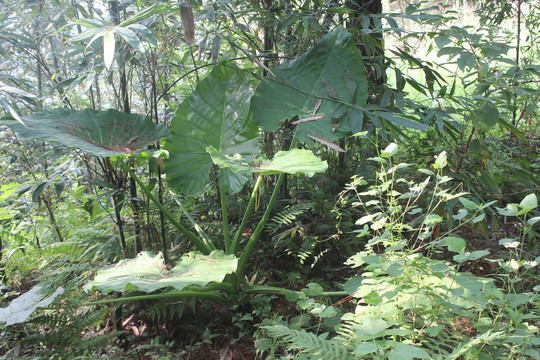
top-left (262, 324), bottom-right (352, 360)
top-left (0, 231), bottom-right (123, 359)
top-left (267, 202), bottom-right (315, 234)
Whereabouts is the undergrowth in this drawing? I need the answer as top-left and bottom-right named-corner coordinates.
top-left (258, 144), bottom-right (540, 359)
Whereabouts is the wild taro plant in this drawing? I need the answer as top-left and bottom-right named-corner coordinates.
top-left (260, 144), bottom-right (540, 359)
top-left (1, 26), bottom-right (371, 314)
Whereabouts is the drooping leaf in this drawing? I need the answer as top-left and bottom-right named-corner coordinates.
top-left (118, 4), bottom-right (164, 27)
top-left (459, 197), bottom-right (478, 210)
top-left (103, 29), bottom-right (116, 70)
top-left (374, 111), bottom-right (430, 130)
top-left (115, 26), bottom-right (144, 53)
top-left (2, 108), bottom-right (170, 157)
top-left (0, 99), bottom-right (25, 126)
top-left (207, 147), bottom-right (328, 177)
top-left (306, 134), bottom-right (345, 152)
top-left (251, 26), bottom-right (368, 143)
top-left (54, 181), bottom-right (65, 197)
top-left (496, 204), bottom-right (519, 216)
top-left (180, 0), bottom-right (195, 47)
top-left (457, 53), bottom-right (476, 71)
top-left (165, 63), bottom-right (259, 195)
top-left (453, 250), bottom-right (490, 263)
top-left (84, 250), bottom-right (237, 294)
top-left (218, 167), bottom-right (251, 194)
top-left (127, 24), bottom-right (157, 46)
top-left (353, 343), bottom-right (379, 356)
top-left (0, 285), bottom-right (64, 326)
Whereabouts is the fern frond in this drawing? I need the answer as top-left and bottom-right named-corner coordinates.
top-left (79, 331), bottom-right (123, 352)
top-left (289, 237), bottom-right (316, 265)
top-left (447, 330), bottom-right (506, 359)
top-left (267, 202), bottom-right (314, 234)
top-left (311, 248), bottom-right (330, 268)
top-left (143, 299), bottom-right (185, 324)
top-left (40, 241), bottom-right (88, 260)
top-left (262, 325), bottom-right (352, 360)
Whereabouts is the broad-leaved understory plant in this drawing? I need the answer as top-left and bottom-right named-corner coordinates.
top-left (1, 26), bottom-right (372, 322)
top-left (0, 22), bottom-right (538, 359)
top-left (259, 144), bottom-right (539, 359)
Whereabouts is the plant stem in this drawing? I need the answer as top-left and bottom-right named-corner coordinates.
top-left (87, 290), bottom-right (230, 307)
top-left (129, 172), bottom-right (142, 254)
top-left (512, 0), bottom-right (522, 125)
top-left (220, 183), bottom-right (231, 253)
top-left (236, 134), bottom-right (298, 277)
top-left (241, 284), bottom-right (347, 298)
top-left (236, 173), bottom-right (284, 278)
top-left (112, 195), bottom-right (127, 253)
top-left (231, 175), bottom-right (262, 254)
top-left (455, 126), bottom-right (475, 173)
top-left (158, 163), bottom-right (168, 263)
top-left (43, 197), bottom-right (64, 242)
top-left (128, 168), bottom-right (214, 254)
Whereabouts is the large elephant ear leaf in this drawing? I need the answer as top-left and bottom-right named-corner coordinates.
top-left (84, 250), bottom-right (237, 294)
top-left (165, 63), bottom-right (259, 195)
top-left (251, 26), bottom-right (368, 143)
top-left (2, 108), bottom-right (171, 157)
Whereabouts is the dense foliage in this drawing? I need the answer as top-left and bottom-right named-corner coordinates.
top-left (0, 0), bottom-right (539, 359)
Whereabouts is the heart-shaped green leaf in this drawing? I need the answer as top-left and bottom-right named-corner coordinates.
top-left (165, 63), bottom-right (259, 194)
top-left (84, 250), bottom-right (237, 294)
top-left (251, 26), bottom-right (368, 143)
top-left (2, 108), bottom-right (170, 157)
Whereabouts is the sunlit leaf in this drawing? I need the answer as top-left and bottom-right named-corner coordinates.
top-left (518, 193), bottom-right (537, 213)
top-left (381, 143), bottom-right (398, 158)
top-left (354, 318), bottom-right (387, 337)
top-left (103, 29), bottom-right (116, 70)
top-left (433, 150), bottom-right (447, 169)
top-left (84, 251), bottom-right (237, 294)
top-left (496, 204), bottom-right (519, 217)
top-left (0, 285), bottom-right (64, 326)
